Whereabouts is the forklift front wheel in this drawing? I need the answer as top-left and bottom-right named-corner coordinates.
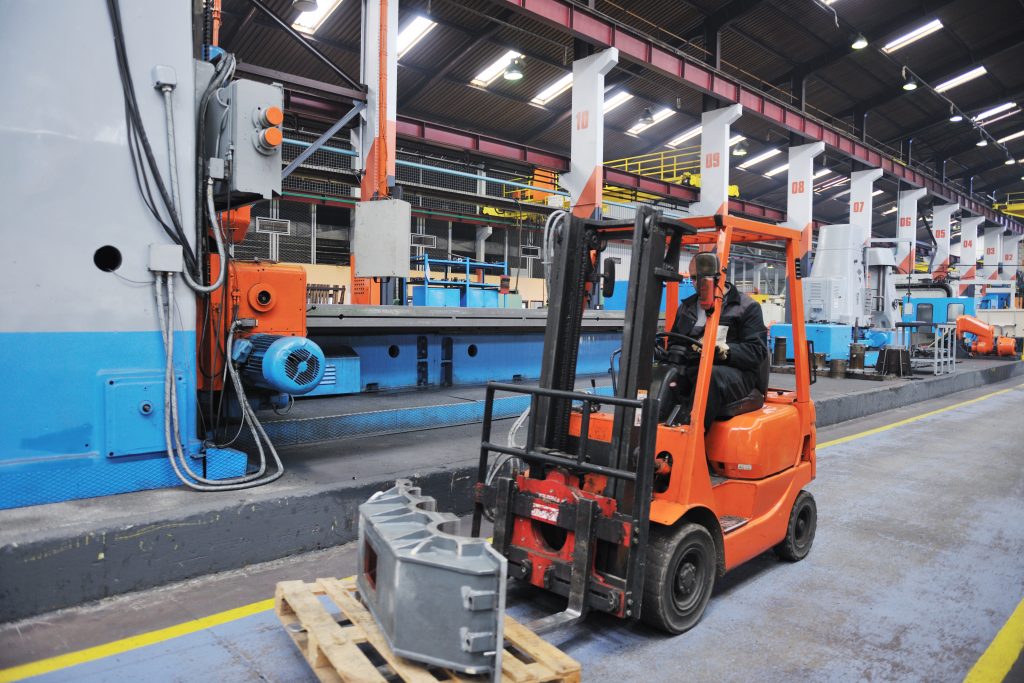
top-left (774, 490), bottom-right (817, 562)
top-left (641, 523), bottom-right (716, 634)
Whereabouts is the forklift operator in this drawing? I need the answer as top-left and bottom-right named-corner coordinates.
top-left (668, 257), bottom-right (770, 431)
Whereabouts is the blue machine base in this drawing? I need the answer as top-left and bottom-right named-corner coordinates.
top-left (310, 330), bottom-right (622, 394)
top-left (0, 330), bottom-right (249, 509)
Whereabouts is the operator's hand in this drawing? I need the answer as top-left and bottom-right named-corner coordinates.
top-left (715, 341), bottom-right (730, 360)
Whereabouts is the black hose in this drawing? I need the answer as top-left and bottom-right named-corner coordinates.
top-left (106, 0), bottom-right (198, 274)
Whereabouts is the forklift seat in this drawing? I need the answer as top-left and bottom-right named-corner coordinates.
top-left (716, 388), bottom-right (765, 420)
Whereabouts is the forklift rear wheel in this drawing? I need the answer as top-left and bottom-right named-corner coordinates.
top-left (642, 522), bottom-right (716, 634)
top-left (774, 490), bottom-right (817, 562)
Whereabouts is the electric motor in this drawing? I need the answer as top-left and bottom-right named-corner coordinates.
top-left (237, 334), bottom-right (326, 395)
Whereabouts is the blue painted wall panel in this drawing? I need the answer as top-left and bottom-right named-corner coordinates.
top-left (0, 331), bottom-right (245, 509)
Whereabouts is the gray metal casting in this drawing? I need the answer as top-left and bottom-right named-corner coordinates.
top-left (357, 479), bottom-right (507, 679)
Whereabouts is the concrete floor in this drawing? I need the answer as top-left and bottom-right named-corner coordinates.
top-left (1, 378), bottom-right (1022, 681)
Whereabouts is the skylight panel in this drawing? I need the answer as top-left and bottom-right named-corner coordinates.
top-left (627, 107), bottom-right (675, 135)
top-left (471, 50), bottom-right (523, 87)
top-left (292, 0), bottom-right (344, 35)
top-left (531, 73), bottom-right (573, 105)
top-left (737, 148), bottom-right (781, 169)
top-left (666, 125), bottom-right (701, 147)
top-left (396, 16), bottom-right (437, 59)
top-left (603, 91), bottom-right (633, 113)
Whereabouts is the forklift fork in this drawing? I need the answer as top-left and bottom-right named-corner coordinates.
top-left (526, 497), bottom-right (597, 634)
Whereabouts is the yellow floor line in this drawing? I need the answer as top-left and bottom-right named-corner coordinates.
top-left (817, 383), bottom-right (1020, 450)
top-left (963, 596), bottom-right (1024, 683)
top-left (0, 599), bottom-right (275, 683)
top-left (2, 382), bottom-right (1021, 682)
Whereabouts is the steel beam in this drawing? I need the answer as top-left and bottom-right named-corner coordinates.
top-left (493, 0), bottom-right (1020, 231)
top-left (282, 102), bottom-right (365, 179)
top-left (245, 0), bottom-right (362, 91)
top-left (685, 0), bottom-right (766, 41)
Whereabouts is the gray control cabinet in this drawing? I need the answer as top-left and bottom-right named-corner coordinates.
top-left (205, 78), bottom-right (284, 202)
top-left (358, 480), bottom-right (506, 678)
top-left (353, 199), bottom-right (412, 277)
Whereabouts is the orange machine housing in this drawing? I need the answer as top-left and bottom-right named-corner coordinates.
top-left (956, 314), bottom-right (1018, 357)
top-left (198, 257), bottom-right (308, 391)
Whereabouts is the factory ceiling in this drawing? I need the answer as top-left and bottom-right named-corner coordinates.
top-left (218, 0), bottom-right (1024, 238)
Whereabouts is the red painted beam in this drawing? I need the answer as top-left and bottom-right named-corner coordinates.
top-left (395, 118), bottom-right (568, 172)
top-left (498, 0), bottom-right (1021, 233)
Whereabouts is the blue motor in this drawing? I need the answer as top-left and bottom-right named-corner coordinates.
top-left (234, 334), bottom-right (326, 396)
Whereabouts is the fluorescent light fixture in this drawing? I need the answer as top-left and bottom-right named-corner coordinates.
top-left (815, 176), bottom-right (849, 193)
top-left (997, 129), bottom-right (1024, 144)
top-left (396, 16), bottom-right (437, 59)
top-left (832, 189), bottom-right (852, 198)
top-left (978, 109), bottom-right (1021, 127)
top-left (934, 66), bottom-right (987, 93)
top-left (531, 72), bottom-right (572, 105)
top-left (737, 148), bottom-right (781, 169)
top-left (872, 189), bottom-right (884, 196)
top-left (603, 91), bottom-right (633, 113)
top-left (471, 49), bottom-right (523, 87)
top-left (729, 135), bottom-right (746, 145)
top-left (974, 102), bottom-right (1016, 121)
top-left (628, 107), bottom-right (674, 134)
top-left (667, 126), bottom-right (701, 147)
top-left (882, 206), bottom-right (898, 215)
top-left (813, 168), bottom-right (833, 179)
top-left (764, 163), bottom-right (789, 178)
top-left (882, 19), bottom-right (943, 54)
top-left (292, 0), bottom-right (344, 34)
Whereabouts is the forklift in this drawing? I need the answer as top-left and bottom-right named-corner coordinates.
top-left (471, 205), bottom-right (817, 633)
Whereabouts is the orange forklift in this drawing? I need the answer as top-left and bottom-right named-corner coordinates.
top-left (471, 205), bottom-right (817, 633)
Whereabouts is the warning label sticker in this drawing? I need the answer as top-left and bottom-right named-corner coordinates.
top-left (531, 501), bottom-right (559, 523)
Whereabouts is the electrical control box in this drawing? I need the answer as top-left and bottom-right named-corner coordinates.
top-left (353, 199), bottom-right (412, 277)
top-left (204, 77), bottom-right (284, 205)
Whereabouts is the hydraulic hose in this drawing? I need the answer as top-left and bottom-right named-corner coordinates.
top-left (158, 76), bottom-right (227, 294)
top-left (155, 274), bottom-right (284, 491)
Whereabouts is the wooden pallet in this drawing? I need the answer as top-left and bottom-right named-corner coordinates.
top-left (275, 577), bottom-right (581, 683)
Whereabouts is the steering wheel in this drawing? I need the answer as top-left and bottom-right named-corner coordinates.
top-left (655, 331), bottom-right (703, 348)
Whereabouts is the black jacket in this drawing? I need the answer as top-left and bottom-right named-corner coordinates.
top-left (671, 284), bottom-right (770, 392)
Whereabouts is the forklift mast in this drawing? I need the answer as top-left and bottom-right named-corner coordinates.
top-left (473, 206), bottom-right (694, 630)
top-left (535, 207), bottom-right (690, 483)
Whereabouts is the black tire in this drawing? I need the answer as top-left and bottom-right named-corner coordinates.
top-left (641, 522), bottom-right (717, 634)
top-left (774, 490), bottom-right (817, 562)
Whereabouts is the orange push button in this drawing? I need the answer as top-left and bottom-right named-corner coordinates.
top-left (261, 106), bottom-right (284, 127)
top-left (258, 126), bottom-right (283, 150)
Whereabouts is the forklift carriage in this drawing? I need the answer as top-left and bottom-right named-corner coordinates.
top-left (472, 206), bottom-right (817, 634)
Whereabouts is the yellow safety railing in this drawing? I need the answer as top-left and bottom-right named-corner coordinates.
top-left (994, 192), bottom-right (1024, 219)
top-left (605, 146), bottom-right (701, 184)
